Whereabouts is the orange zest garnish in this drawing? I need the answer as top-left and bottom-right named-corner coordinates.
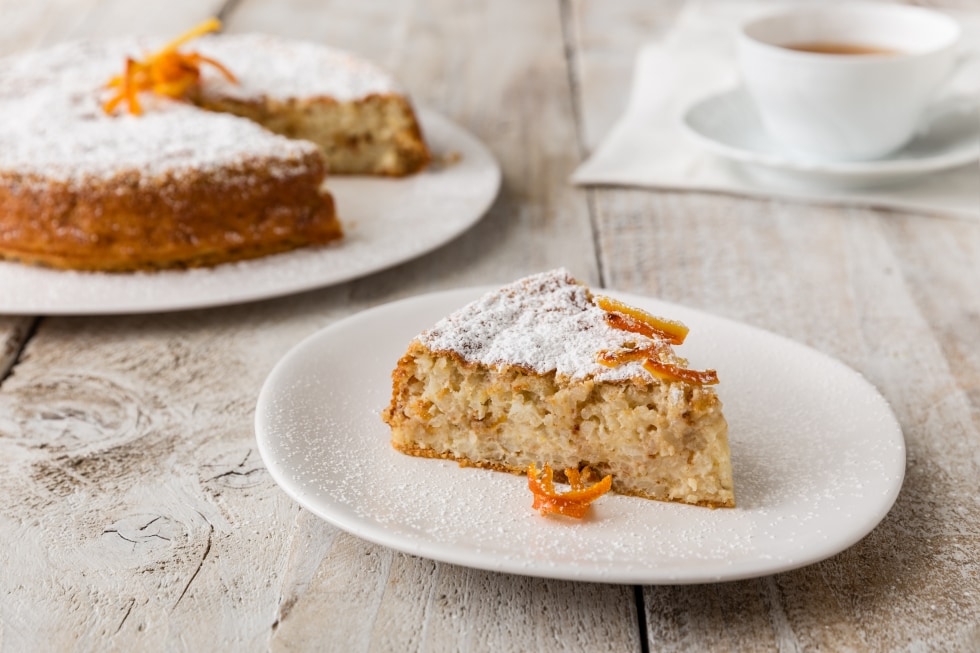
top-left (103, 17), bottom-right (237, 116)
top-left (595, 344), bottom-right (668, 368)
top-left (643, 359), bottom-right (719, 385)
top-left (596, 295), bottom-right (689, 345)
top-left (596, 295), bottom-right (718, 386)
top-left (528, 464), bottom-right (612, 518)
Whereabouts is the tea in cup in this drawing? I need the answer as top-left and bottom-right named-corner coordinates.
top-left (736, 3), bottom-right (961, 161)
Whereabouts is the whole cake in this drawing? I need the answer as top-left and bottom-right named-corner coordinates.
top-left (0, 30), bottom-right (428, 271)
top-left (382, 270), bottom-right (736, 508)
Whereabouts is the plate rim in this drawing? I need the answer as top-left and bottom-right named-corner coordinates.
top-left (680, 87), bottom-right (980, 178)
top-left (255, 285), bottom-right (907, 584)
top-left (0, 108), bottom-right (501, 316)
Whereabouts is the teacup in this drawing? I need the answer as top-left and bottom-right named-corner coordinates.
top-left (736, 3), bottom-right (961, 161)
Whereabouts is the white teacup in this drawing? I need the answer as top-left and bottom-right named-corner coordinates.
top-left (736, 3), bottom-right (961, 161)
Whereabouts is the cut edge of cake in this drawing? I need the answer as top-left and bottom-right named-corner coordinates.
top-left (198, 92), bottom-right (431, 177)
top-left (197, 34), bottom-right (431, 177)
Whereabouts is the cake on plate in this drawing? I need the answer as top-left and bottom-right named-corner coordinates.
top-left (382, 269), bottom-right (735, 508)
top-left (0, 25), bottom-right (428, 271)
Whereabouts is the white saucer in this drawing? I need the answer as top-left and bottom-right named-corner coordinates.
top-left (681, 87), bottom-right (980, 188)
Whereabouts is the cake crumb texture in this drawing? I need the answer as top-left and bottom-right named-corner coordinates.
top-left (383, 270), bottom-right (736, 508)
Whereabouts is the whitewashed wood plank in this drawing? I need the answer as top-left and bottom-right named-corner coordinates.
top-left (643, 580), bottom-right (781, 651)
top-left (0, 317), bottom-right (34, 380)
top-left (0, 0), bottom-right (635, 651)
top-left (225, 0), bottom-right (602, 294)
top-left (563, 0), bottom-right (685, 153)
top-left (0, 0), bottom-right (102, 56)
top-left (786, 209), bottom-right (980, 651)
top-left (0, 305), bottom-right (308, 651)
top-left (222, 0), bottom-right (635, 650)
top-left (60, 0), bottom-right (228, 41)
top-left (568, 0), bottom-right (980, 649)
top-left (0, 0), bottom-right (227, 56)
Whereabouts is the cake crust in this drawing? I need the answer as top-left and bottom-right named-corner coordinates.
top-left (0, 153), bottom-right (339, 271)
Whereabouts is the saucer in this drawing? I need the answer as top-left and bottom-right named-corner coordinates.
top-left (681, 87), bottom-right (980, 188)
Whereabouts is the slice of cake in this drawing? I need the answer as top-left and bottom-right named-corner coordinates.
top-left (382, 269), bottom-right (735, 508)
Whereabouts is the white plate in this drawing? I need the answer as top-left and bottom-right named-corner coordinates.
top-left (681, 87), bottom-right (980, 188)
top-left (255, 286), bottom-right (906, 584)
top-left (0, 109), bottom-right (500, 315)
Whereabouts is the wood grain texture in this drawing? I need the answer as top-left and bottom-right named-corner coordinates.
top-left (0, 0), bottom-right (227, 56)
top-left (3, 0), bottom-right (978, 650)
top-left (568, 0), bottom-right (980, 651)
top-left (0, 317), bottom-right (35, 381)
top-left (563, 0), bottom-right (685, 152)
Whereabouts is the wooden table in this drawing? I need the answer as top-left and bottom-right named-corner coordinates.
top-left (2, 1), bottom-right (978, 650)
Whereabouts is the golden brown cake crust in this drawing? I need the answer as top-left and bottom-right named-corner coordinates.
top-left (0, 153), bottom-right (340, 272)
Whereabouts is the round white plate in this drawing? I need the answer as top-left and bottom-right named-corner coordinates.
top-left (681, 87), bottom-right (980, 188)
top-left (255, 286), bottom-right (906, 584)
top-left (0, 109), bottom-right (500, 315)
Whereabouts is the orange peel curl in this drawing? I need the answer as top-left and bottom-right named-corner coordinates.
top-left (527, 464), bottom-right (612, 518)
top-left (643, 358), bottom-right (719, 386)
top-left (103, 17), bottom-right (237, 116)
top-left (596, 295), bottom-right (689, 345)
top-left (596, 295), bottom-right (718, 386)
top-left (596, 344), bottom-right (670, 368)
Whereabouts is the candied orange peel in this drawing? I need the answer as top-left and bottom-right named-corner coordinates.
top-left (527, 463), bottom-right (612, 518)
top-left (103, 17), bottom-right (237, 116)
top-left (595, 295), bottom-right (718, 385)
top-left (643, 358), bottom-right (719, 386)
top-left (595, 344), bottom-right (668, 368)
top-left (596, 295), bottom-right (688, 345)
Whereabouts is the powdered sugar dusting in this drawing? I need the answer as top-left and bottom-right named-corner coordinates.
top-left (418, 269), bottom-right (678, 381)
top-left (196, 34), bottom-right (399, 102)
top-left (0, 38), bottom-right (320, 186)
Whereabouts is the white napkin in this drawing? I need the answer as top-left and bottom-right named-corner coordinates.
top-left (571, 0), bottom-right (980, 220)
